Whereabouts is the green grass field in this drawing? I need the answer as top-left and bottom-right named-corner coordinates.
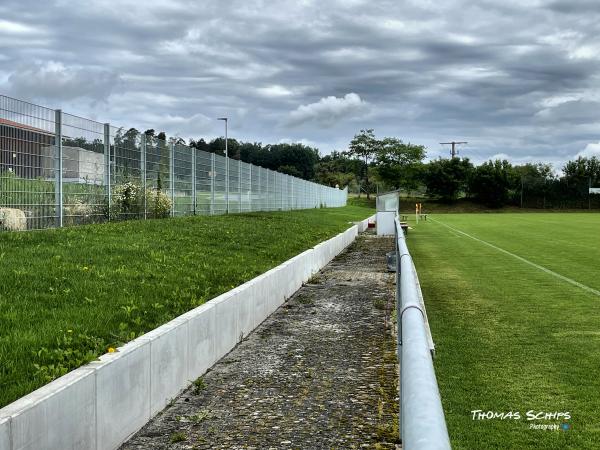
top-left (0, 205), bottom-right (372, 408)
top-left (407, 213), bottom-right (600, 449)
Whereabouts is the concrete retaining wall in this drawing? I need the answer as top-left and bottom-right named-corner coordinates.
top-left (0, 215), bottom-right (375, 450)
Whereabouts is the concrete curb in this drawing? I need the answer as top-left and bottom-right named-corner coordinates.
top-left (0, 214), bottom-right (375, 450)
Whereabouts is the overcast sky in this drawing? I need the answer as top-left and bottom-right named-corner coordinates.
top-left (2, 0), bottom-right (600, 168)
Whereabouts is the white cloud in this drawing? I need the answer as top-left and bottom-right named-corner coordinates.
top-left (0, 19), bottom-right (40, 35)
top-left (8, 61), bottom-right (119, 101)
top-left (286, 93), bottom-right (368, 127)
top-left (576, 142), bottom-right (600, 159)
top-left (256, 85), bottom-right (294, 98)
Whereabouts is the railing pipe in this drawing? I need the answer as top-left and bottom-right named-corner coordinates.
top-left (395, 217), bottom-right (451, 450)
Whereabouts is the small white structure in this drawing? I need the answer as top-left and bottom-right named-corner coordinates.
top-left (376, 191), bottom-right (398, 236)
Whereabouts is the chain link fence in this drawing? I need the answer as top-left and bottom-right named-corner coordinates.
top-left (0, 95), bottom-right (347, 231)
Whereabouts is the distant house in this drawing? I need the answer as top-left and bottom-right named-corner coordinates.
top-left (0, 118), bottom-right (53, 179)
top-left (0, 118), bottom-right (105, 184)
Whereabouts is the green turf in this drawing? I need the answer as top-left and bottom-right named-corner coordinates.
top-left (0, 205), bottom-right (372, 408)
top-left (407, 213), bottom-right (600, 449)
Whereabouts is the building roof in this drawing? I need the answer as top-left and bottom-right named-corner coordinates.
top-left (0, 117), bottom-right (52, 135)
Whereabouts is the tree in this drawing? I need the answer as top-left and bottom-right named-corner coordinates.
top-left (277, 165), bottom-right (303, 177)
top-left (423, 157), bottom-right (473, 202)
top-left (374, 138), bottom-right (426, 193)
top-left (467, 159), bottom-right (514, 207)
top-left (348, 129), bottom-right (378, 198)
top-left (314, 151), bottom-right (359, 187)
top-left (512, 162), bottom-right (555, 208)
top-left (209, 137), bottom-right (240, 158)
top-left (189, 138), bottom-right (210, 153)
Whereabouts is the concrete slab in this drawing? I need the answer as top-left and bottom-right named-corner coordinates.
top-left (212, 292), bottom-right (240, 361)
top-left (93, 339), bottom-right (151, 450)
top-left (183, 303), bottom-right (217, 382)
top-left (3, 368), bottom-right (95, 450)
top-left (0, 417), bottom-right (9, 450)
top-left (145, 319), bottom-right (190, 416)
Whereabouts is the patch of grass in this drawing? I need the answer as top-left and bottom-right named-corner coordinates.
top-left (0, 205), bottom-right (373, 408)
top-left (400, 197), bottom-right (600, 214)
top-left (407, 213), bottom-right (600, 449)
top-left (170, 431), bottom-right (187, 443)
top-left (347, 194), bottom-right (376, 209)
top-left (192, 376), bottom-right (206, 394)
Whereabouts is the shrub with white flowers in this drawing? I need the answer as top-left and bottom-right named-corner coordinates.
top-left (146, 188), bottom-right (172, 218)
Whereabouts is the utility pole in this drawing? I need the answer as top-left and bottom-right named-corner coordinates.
top-left (440, 141), bottom-right (468, 158)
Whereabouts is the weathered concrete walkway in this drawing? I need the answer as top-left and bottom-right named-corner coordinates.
top-left (121, 234), bottom-right (398, 449)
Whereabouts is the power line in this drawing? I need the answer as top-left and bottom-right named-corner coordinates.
top-left (439, 141), bottom-right (468, 158)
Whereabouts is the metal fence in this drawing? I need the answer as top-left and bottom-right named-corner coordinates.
top-left (0, 95), bottom-right (347, 231)
top-left (395, 216), bottom-right (451, 449)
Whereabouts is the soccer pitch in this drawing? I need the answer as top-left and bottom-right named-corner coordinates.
top-left (407, 213), bottom-right (600, 450)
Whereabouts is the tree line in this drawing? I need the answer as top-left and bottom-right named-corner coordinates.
top-left (84, 126), bottom-right (600, 208)
top-left (317, 129), bottom-right (600, 209)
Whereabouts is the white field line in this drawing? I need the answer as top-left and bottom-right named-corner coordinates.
top-left (430, 217), bottom-right (600, 298)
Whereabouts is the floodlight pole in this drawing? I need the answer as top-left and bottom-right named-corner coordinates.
top-left (218, 117), bottom-right (228, 214)
top-left (439, 141), bottom-right (468, 158)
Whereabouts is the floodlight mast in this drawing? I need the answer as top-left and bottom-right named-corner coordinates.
top-left (440, 141), bottom-right (468, 158)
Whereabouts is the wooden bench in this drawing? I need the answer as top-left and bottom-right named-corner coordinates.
top-left (419, 214), bottom-right (428, 221)
top-left (400, 222), bottom-right (409, 234)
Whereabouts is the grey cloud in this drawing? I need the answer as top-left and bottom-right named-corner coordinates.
top-left (8, 61), bottom-right (120, 102)
top-left (1, 0), bottom-right (599, 167)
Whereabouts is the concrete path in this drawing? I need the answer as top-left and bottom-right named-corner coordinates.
top-left (121, 234), bottom-right (398, 449)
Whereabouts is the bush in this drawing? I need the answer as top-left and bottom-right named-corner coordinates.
top-left (147, 189), bottom-right (172, 218)
top-left (108, 182), bottom-right (172, 220)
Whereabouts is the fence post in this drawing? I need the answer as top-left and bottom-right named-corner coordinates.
top-left (237, 160), bottom-right (241, 212)
top-left (266, 169), bottom-right (269, 210)
top-left (191, 147), bottom-right (197, 215)
top-left (249, 164), bottom-right (252, 212)
top-left (280, 173), bottom-right (284, 210)
top-left (103, 123), bottom-right (111, 221)
top-left (210, 153), bottom-right (215, 215)
top-left (54, 109), bottom-right (63, 228)
top-left (170, 142), bottom-right (175, 217)
top-left (257, 168), bottom-right (261, 211)
top-left (226, 154), bottom-right (229, 214)
top-left (140, 133), bottom-right (146, 219)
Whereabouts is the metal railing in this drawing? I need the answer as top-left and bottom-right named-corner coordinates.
top-left (395, 216), bottom-right (451, 449)
top-left (0, 94), bottom-right (347, 231)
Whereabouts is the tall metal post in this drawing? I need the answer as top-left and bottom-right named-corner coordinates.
top-left (217, 117), bottom-right (229, 213)
top-left (192, 148), bottom-right (197, 215)
top-left (141, 134), bottom-right (147, 219)
top-left (170, 142), bottom-right (175, 217)
top-left (54, 109), bottom-right (63, 228)
top-left (266, 170), bottom-right (269, 210)
top-left (103, 123), bottom-right (111, 220)
top-left (210, 153), bottom-right (215, 215)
